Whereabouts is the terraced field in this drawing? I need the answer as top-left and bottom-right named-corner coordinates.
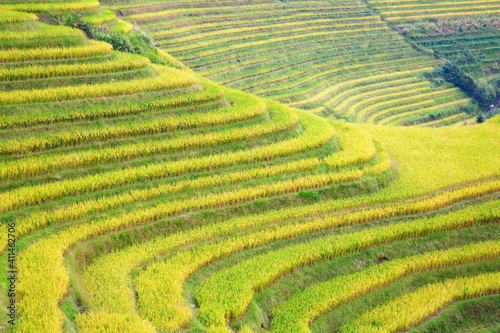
top-left (367, 0), bottom-right (500, 22)
top-left (0, 1), bottom-right (500, 333)
top-left (367, 0), bottom-right (500, 120)
top-left (109, 0), bottom-right (479, 125)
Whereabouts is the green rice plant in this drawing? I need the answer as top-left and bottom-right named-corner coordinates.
top-left (271, 241), bottom-right (500, 333)
top-left (289, 68), bottom-right (432, 108)
top-left (194, 200), bottom-right (500, 333)
top-left (220, 51), bottom-right (402, 88)
top-left (0, 23), bottom-right (86, 49)
top-left (307, 76), bottom-right (420, 111)
top-left (0, 9), bottom-right (37, 23)
top-left (256, 59), bottom-right (435, 99)
top-left (378, 98), bottom-right (470, 125)
top-left (0, 39), bottom-right (112, 62)
top-left (379, 5), bottom-right (500, 16)
top-left (351, 88), bottom-right (463, 123)
top-left (335, 81), bottom-right (428, 114)
top-left (0, 88), bottom-right (264, 175)
top-left (0, 0), bottom-right (99, 12)
top-left (0, 77), bottom-right (221, 128)
top-left (171, 27), bottom-right (390, 60)
top-left (127, 4), bottom-right (369, 23)
top-left (160, 19), bottom-right (384, 46)
top-left (341, 85), bottom-right (433, 119)
top-left (365, 100), bottom-right (434, 124)
top-left (341, 271), bottom-right (500, 332)
top-left (324, 122), bottom-right (376, 168)
top-left (0, 97), bottom-right (302, 212)
top-left (152, 15), bottom-right (379, 39)
top-left (0, 23), bottom-right (83, 41)
top-left (82, 9), bottom-right (116, 24)
top-left (418, 113), bottom-right (469, 127)
top-left (385, 10), bottom-right (500, 22)
top-left (162, 26), bottom-right (389, 54)
top-left (0, 88), bottom-right (262, 153)
top-left (200, 40), bottom-right (412, 78)
top-left (239, 56), bottom-right (431, 94)
top-left (110, 18), bottom-right (133, 33)
top-left (0, 110), bottom-right (334, 239)
top-left (68, 176), bottom-right (498, 325)
top-left (0, 51), bottom-right (149, 81)
top-left (0, 64), bottom-right (196, 106)
top-left (15, 168), bottom-right (365, 333)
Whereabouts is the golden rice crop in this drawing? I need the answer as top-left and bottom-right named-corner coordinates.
top-left (0, 52), bottom-right (149, 81)
top-left (0, 89), bottom-right (264, 175)
top-left (378, 98), bottom-right (470, 125)
top-left (15, 169), bottom-right (365, 332)
top-left (77, 176), bottom-right (500, 333)
top-left (0, 64), bottom-right (196, 106)
top-left (289, 68), bottom-right (432, 108)
top-left (191, 200), bottom-right (500, 332)
top-left (0, 39), bottom-right (112, 62)
top-left (0, 24), bottom-right (83, 40)
top-left (0, 0), bottom-right (99, 12)
top-left (0, 77), bottom-right (222, 128)
top-left (271, 241), bottom-right (500, 333)
top-left (342, 271), bottom-right (500, 332)
top-left (0, 9), bottom-right (37, 23)
top-left (0, 100), bottom-right (301, 212)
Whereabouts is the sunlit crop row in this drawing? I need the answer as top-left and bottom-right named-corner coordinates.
top-left (365, 100), bottom-right (433, 124)
top-left (0, 89), bottom-right (264, 176)
top-left (82, 176), bottom-right (500, 333)
top-left (0, 52), bottom-right (149, 81)
top-left (0, 87), bottom-right (263, 154)
top-left (0, 99), bottom-right (303, 212)
top-left (15, 168), bottom-right (367, 332)
top-left (288, 67), bottom-right (431, 108)
top-left (172, 27), bottom-right (390, 60)
top-left (128, 4), bottom-right (369, 23)
top-left (353, 89), bottom-right (464, 123)
top-left (336, 82), bottom-right (429, 115)
top-left (385, 10), bottom-right (500, 21)
top-left (165, 27), bottom-right (389, 60)
top-left (260, 59), bottom-right (435, 100)
top-left (324, 122), bottom-right (376, 168)
top-left (324, 77), bottom-right (419, 111)
top-left (342, 271), bottom-right (500, 332)
top-left (200, 39), bottom-right (412, 78)
top-left (379, 5), bottom-right (500, 16)
top-left (0, 64), bottom-right (196, 106)
top-left (271, 240), bottom-right (500, 333)
top-left (378, 98), bottom-right (470, 125)
top-left (0, 23), bottom-right (84, 40)
top-left (0, 39), bottom-right (112, 62)
top-left (420, 112), bottom-right (468, 127)
top-left (342, 85), bottom-right (434, 119)
top-left (82, 10), bottom-right (116, 25)
top-left (194, 200), bottom-right (500, 333)
top-left (0, 110), bottom-right (333, 232)
top-left (240, 56), bottom-right (431, 94)
top-left (152, 15), bottom-right (380, 39)
top-left (0, 0), bottom-right (99, 12)
top-left (0, 77), bottom-right (222, 128)
top-left (162, 20), bottom-right (384, 46)
top-left (221, 52), bottom-right (397, 88)
top-left (0, 9), bottom-right (37, 23)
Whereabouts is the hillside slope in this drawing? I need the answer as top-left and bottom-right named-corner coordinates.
top-left (107, 0), bottom-right (500, 125)
top-left (0, 2), bottom-right (499, 333)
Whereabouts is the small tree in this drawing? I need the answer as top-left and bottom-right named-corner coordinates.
top-left (474, 81), bottom-right (497, 108)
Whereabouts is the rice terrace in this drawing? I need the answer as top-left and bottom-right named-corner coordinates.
top-left (0, 0), bottom-right (500, 332)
